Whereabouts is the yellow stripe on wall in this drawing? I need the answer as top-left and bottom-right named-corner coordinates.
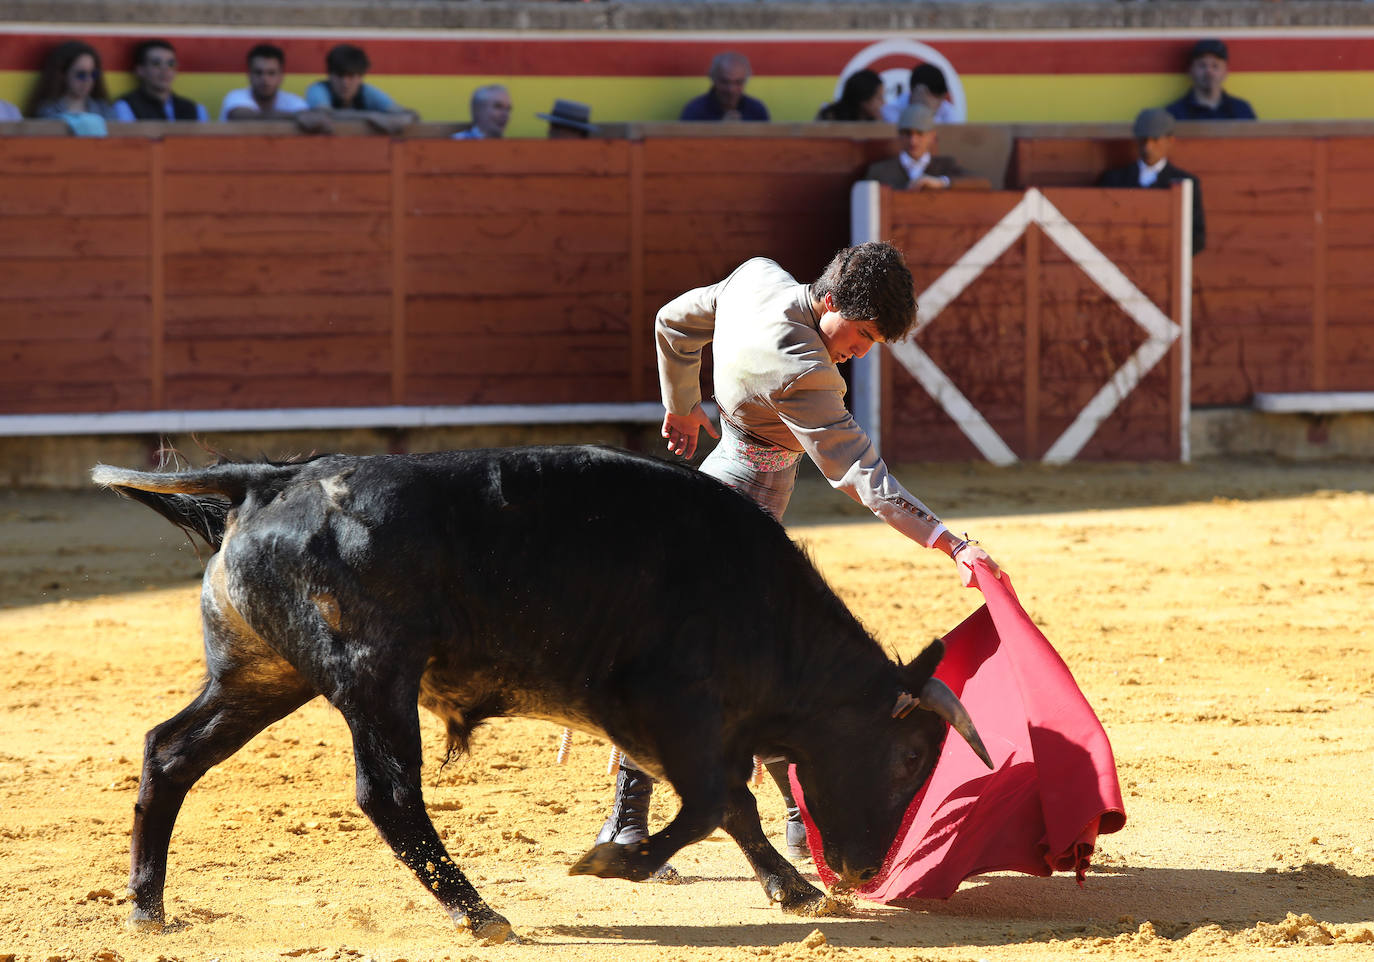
top-left (2, 70), bottom-right (1369, 129)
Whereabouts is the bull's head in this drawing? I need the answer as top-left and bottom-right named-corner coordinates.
top-left (789, 639), bottom-right (990, 886)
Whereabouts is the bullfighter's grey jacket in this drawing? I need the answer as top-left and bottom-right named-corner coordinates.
top-left (656, 257), bottom-right (944, 548)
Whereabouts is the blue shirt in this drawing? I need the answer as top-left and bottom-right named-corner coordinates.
top-left (679, 91), bottom-right (770, 122)
top-left (305, 80), bottom-right (397, 112)
top-left (1165, 90), bottom-right (1256, 121)
top-left (112, 97), bottom-right (208, 123)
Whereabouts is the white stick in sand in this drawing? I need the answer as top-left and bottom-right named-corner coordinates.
top-left (556, 727), bottom-right (573, 765)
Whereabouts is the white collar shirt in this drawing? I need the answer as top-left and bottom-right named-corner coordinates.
top-left (1137, 157), bottom-right (1168, 187)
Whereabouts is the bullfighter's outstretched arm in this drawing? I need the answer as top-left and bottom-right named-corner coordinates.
top-left (773, 368), bottom-right (999, 584)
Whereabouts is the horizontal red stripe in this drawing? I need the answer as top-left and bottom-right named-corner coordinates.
top-left (2, 32), bottom-right (1374, 76)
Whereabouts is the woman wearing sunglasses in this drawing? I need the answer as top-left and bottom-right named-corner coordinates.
top-left (26, 40), bottom-right (118, 134)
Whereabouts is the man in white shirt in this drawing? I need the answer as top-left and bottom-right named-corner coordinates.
top-left (453, 84), bottom-right (511, 139)
top-left (881, 62), bottom-right (959, 126)
top-left (595, 243), bottom-right (1000, 866)
top-left (219, 43), bottom-right (330, 133)
top-left (1098, 108), bottom-right (1206, 254)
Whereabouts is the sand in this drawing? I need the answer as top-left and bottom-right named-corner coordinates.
top-left (2, 456), bottom-right (1372, 962)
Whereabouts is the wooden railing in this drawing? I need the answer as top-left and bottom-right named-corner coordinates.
top-left (2, 122), bottom-right (1371, 462)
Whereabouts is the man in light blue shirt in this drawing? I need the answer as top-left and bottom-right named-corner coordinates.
top-left (305, 43), bottom-right (417, 134)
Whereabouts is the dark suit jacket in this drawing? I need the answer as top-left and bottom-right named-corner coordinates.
top-left (1098, 161), bottom-right (1206, 254)
top-left (864, 154), bottom-right (967, 190)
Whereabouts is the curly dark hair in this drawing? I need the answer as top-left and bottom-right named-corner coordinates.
top-left (812, 242), bottom-right (918, 342)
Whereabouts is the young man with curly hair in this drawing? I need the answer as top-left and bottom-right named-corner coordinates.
top-left (593, 243), bottom-right (999, 865)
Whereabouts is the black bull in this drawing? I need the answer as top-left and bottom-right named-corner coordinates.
top-left (93, 445), bottom-right (989, 943)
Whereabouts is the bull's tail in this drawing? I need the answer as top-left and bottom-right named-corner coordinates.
top-left (91, 462), bottom-right (299, 551)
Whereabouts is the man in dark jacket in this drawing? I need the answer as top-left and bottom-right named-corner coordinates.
top-left (1165, 38), bottom-right (1256, 121)
top-left (863, 104), bottom-right (969, 191)
top-left (113, 39), bottom-right (207, 122)
top-left (1099, 108), bottom-right (1206, 255)
top-left (679, 51), bottom-right (770, 122)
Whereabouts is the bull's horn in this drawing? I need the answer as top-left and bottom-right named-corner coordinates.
top-left (918, 678), bottom-right (993, 770)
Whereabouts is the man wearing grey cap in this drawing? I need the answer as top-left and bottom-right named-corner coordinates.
top-left (1099, 108), bottom-right (1206, 254)
top-left (863, 104), bottom-right (968, 190)
top-left (1165, 39), bottom-right (1256, 121)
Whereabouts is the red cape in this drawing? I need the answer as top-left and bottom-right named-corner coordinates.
top-left (793, 561), bottom-right (1126, 901)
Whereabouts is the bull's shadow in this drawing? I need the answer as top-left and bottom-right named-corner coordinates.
top-left (536, 862), bottom-right (1374, 948)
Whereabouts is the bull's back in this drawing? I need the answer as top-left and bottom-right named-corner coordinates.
top-left (222, 448), bottom-right (801, 679)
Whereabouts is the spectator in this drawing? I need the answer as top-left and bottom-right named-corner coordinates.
top-left (0, 100), bottom-right (20, 122)
top-left (538, 98), bottom-right (596, 139)
top-left (1165, 39), bottom-right (1256, 121)
top-left (679, 51), bottom-right (769, 122)
top-left (26, 40), bottom-right (118, 135)
top-left (113, 39), bottom-right (207, 122)
top-left (220, 43), bottom-right (330, 133)
top-left (1099, 108), bottom-right (1206, 254)
top-left (816, 69), bottom-right (885, 122)
top-left (881, 62), bottom-right (958, 125)
top-left (304, 43), bottom-right (418, 134)
top-left (454, 83), bottom-right (511, 139)
top-left (864, 104), bottom-right (969, 190)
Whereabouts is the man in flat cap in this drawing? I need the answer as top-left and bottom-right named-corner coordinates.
top-left (863, 104), bottom-right (969, 190)
top-left (1099, 108), bottom-right (1206, 254)
top-left (1165, 39), bottom-right (1256, 121)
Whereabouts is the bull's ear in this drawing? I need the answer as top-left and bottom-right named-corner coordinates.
top-left (904, 638), bottom-right (945, 686)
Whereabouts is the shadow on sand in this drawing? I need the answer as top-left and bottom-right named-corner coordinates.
top-left (531, 862), bottom-right (1373, 948)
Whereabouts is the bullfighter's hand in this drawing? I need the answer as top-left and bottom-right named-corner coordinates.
top-left (955, 544), bottom-right (1000, 587)
top-left (662, 405), bottom-right (719, 459)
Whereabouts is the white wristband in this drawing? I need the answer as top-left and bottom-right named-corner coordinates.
top-left (924, 522), bottom-right (948, 549)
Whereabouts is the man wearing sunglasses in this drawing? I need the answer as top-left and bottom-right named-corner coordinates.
top-left (113, 39), bottom-right (208, 123)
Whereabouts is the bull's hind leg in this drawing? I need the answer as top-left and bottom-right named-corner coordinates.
top-left (338, 697), bottom-right (512, 944)
top-left (129, 679), bottom-right (313, 930)
top-left (720, 784), bottom-right (836, 915)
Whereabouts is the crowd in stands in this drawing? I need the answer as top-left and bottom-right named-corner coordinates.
top-left (0, 35), bottom-right (1256, 139)
top-left (0, 34), bottom-right (1250, 251)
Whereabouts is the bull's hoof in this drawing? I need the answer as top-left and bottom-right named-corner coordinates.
top-left (125, 906), bottom-right (165, 933)
top-left (761, 872), bottom-right (848, 917)
top-left (456, 909), bottom-right (513, 945)
top-left (569, 841), bottom-right (661, 882)
top-left (783, 890), bottom-right (851, 918)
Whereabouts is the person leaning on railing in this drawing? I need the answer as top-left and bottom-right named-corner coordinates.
top-left (26, 40), bottom-right (119, 136)
top-left (219, 42), bottom-right (332, 134)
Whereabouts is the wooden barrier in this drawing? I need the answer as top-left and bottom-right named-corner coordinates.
top-left (0, 131), bottom-right (879, 421)
top-left (874, 185), bottom-right (1186, 462)
top-left (1, 123), bottom-right (1370, 462)
top-left (1012, 126), bottom-right (1374, 406)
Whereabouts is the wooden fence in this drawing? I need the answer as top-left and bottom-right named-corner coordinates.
top-left (1, 123), bottom-right (1371, 463)
top-left (0, 132), bottom-right (877, 418)
top-left (1012, 127), bottom-right (1374, 406)
top-left (872, 185), bottom-right (1187, 462)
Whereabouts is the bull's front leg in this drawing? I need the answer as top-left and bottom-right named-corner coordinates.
top-left (568, 777), bottom-right (725, 882)
top-left (342, 706), bottom-right (512, 944)
top-left (721, 784), bottom-right (843, 916)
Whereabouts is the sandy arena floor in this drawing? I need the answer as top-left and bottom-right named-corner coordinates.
top-left (1, 456), bottom-right (1372, 962)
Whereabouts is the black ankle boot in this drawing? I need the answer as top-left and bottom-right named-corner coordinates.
top-left (596, 763), bottom-right (654, 846)
top-left (764, 760), bottom-right (811, 861)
